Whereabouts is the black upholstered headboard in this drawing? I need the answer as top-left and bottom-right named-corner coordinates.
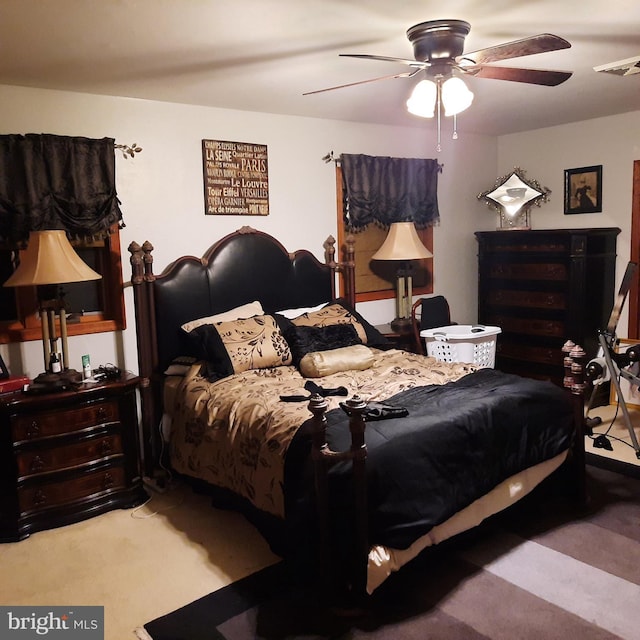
top-left (128, 226), bottom-right (354, 474)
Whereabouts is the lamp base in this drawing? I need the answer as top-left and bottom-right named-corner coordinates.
top-left (32, 369), bottom-right (83, 392)
top-left (390, 317), bottom-right (413, 334)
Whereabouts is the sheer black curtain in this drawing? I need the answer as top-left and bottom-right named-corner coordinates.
top-left (341, 153), bottom-right (441, 231)
top-left (0, 134), bottom-right (123, 246)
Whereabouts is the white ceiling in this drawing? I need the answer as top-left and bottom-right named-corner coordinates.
top-left (1, 0), bottom-right (639, 136)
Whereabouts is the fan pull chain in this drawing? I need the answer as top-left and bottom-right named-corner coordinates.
top-left (453, 114), bottom-right (459, 140)
top-left (436, 80), bottom-right (442, 153)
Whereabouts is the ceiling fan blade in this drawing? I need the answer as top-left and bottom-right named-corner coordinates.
top-left (339, 53), bottom-right (427, 68)
top-left (468, 65), bottom-right (572, 86)
top-left (461, 34), bottom-right (571, 65)
top-left (303, 69), bottom-right (420, 96)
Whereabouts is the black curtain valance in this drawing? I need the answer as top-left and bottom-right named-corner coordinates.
top-left (0, 134), bottom-right (123, 245)
top-left (341, 153), bottom-right (440, 230)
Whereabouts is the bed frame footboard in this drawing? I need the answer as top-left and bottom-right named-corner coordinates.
top-left (308, 342), bottom-right (588, 602)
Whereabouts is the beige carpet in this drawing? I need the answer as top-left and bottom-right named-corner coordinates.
top-left (0, 483), bottom-right (279, 640)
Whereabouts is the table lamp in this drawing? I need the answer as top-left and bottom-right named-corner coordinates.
top-left (3, 230), bottom-right (102, 389)
top-left (372, 221), bottom-right (432, 332)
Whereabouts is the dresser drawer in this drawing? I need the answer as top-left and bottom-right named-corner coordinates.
top-left (488, 289), bottom-right (566, 310)
top-left (15, 434), bottom-right (123, 480)
top-left (497, 341), bottom-right (562, 366)
top-left (487, 263), bottom-right (567, 281)
top-left (11, 400), bottom-right (119, 443)
top-left (481, 239), bottom-right (570, 255)
top-left (17, 465), bottom-right (126, 514)
top-left (486, 315), bottom-right (565, 338)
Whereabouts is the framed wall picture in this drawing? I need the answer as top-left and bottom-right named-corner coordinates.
top-left (564, 165), bottom-right (602, 214)
top-left (202, 139), bottom-right (269, 216)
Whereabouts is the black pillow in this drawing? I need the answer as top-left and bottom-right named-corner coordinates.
top-left (335, 298), bottom-right (390, 348)
top-left (279, 320), bottom-right (362, 366)
top-left (187, 323), bottom-right (234, 379)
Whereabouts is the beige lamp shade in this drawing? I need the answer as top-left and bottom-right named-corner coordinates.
top-left (3, 230), bottom-right (101, 287)
top-left (371, 222), bottom-right (433, 261)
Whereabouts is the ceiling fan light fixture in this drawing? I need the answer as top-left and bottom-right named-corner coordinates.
top-left (406, 79), bottom-right (437, 118)
top-left (442, 77), bottom-right (474, 116)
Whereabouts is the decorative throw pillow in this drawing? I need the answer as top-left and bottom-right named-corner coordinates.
top-left (299, 345), bottom-right (375, 378)
top-left (291, 302), bottom-right (369, 343)
top-left (279, 321), bottom-right (362, 365)
top-left (335, 298), bottom-right (390, 348)
top-left (188, 314), bottom-right (291, 377)
top-left (181, 300), bottom-right (264, 333)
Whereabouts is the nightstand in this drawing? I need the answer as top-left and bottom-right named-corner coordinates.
top-left (375, 323), bottom-right (418, 353)
top-left (0, 373), bottom-right (147, 541)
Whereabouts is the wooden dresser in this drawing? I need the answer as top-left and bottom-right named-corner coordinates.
top-left (475, 228), bottom-right (620, 383)
top-left (0, 373), bottom-right (147, 541)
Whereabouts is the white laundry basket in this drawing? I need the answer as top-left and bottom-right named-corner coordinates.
top-left (420, 325), bottom-right (502, 368)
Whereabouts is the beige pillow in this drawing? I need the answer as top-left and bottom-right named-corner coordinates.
top-left (291, 302), bottom-right (368, 343)
top-left (299, 344), bottom-right (374, 378)
top-left (181, 300), bottom-right (264, 333)
top-left (211, 314), bottom-right (292, 374)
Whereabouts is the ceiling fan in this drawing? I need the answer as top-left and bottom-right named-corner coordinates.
top-left (304, 19), bottom-right (572, 149)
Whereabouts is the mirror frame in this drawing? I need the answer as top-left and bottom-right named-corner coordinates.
top-left (478, 167), bottom-right (551, 229)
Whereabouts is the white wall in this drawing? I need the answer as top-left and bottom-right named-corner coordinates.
top-left (0, 84), bottom-right (497, 378)
top-left (498, 111), bottom-right (640, 337)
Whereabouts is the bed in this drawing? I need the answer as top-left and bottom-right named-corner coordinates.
top-left (128, 226), bottom-right (587, 601)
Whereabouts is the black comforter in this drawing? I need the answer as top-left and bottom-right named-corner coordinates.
top-left (286, 368), bottom-right (574, 554)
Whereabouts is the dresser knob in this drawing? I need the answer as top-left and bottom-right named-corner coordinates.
top-left (33, 489), bottom-right (47, 506)
top-left (103, 473), bottom-right (114, 489)
top-left (99, 440), bottom-right (113, 456)
top-left (97, 407), bottom-right (108, 422)
top-left (26, 420), bottom-right (41, 438)
top-left (30, 456), bottom-right (45, 472)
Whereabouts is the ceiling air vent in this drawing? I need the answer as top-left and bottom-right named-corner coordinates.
top-left (594, 56), bottom-right (640, 77)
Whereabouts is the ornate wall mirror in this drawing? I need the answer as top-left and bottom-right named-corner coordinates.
top-left (478, 167), bottom-right (550, 229)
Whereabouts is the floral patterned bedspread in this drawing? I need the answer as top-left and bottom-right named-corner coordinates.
top-left (169, 349), bottom-right (475, 517)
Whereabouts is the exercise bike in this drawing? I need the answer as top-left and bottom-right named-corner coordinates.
top-left (584, 261), bottom-right (640, 458)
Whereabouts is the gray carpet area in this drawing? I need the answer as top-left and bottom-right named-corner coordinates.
top-left (141, 465), bottom-right (640, 639)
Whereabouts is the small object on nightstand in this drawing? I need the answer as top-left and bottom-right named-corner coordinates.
top-left (82, 354), bottom-right (92, 380)
top-left (0, 375), bottom-right (31, 395)
top-left (49, 351), bottom-right (61, 373)
top-left (93, 364), bottom-right (122, 381)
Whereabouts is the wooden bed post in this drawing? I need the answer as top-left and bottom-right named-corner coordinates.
top-left (563, 340), bottom-right (588, 504)
top-left (341, 234), bottom-right (356, 308)
top-left (128, 240), bottom-right (159, 479)
top-left (342, 395), bottom-right (369, 599)
top-left (308, 393), bottom-right (331, 594)
top-left (324, 234), bottom-right (356, 308)
top-left (307, 393), bottom-right (369, 601)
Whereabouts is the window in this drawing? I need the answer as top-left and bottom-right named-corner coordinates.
top-left (335, 166), bottom-right (434, 303)
top-left (0, 224), bottom-right (126, 344)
